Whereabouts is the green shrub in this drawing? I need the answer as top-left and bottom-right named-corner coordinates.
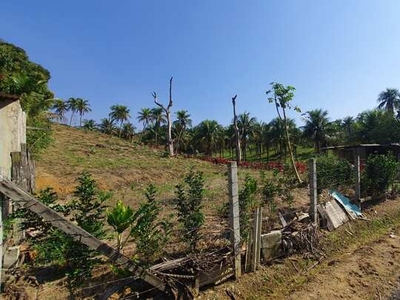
top-left (316, 154), bottom-right (353, 192)
top-left (13, 173), bottom-right (107, 299)
top-left (130, 184), bottom-right (172, 262)
top-left (362, 153), bottom-right (399, 195)
top-left (239, 175), bottom-right (259, 240)
top-left (175, 168), bottom-right (205, 251)
top-left (261, 170), bottom-right (295, 214)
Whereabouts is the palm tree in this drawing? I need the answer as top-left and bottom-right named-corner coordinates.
top-left (137, 108), bottom-right (152, 131)
top-left (109, 104), bottom-right (131, 137)
top-left (250, 121), bottom-right (266, 161)
top-left (377, 88), bottom-right (400, 115)
top-left (67, 97), bottom-right (80, 126)
top-left (83, 119), bottom-right (96, 131)
top-left (302, 109), bottom-right (329, 153)
top-left (121, 123), bottom-right (136, 142)
top-left (194, 120), bottom-right (223, 156)
top-left (173, 110), bottom-right (192, 154)
top-left (268, 118), bottom-right (283, 155)
top-left (52, 99), bottom-right (68, 124)
top-left (75, 98), bottom-right (91, 127)
top-left (237, 112), bottom-right (257, 161)
top-left (99, 118), bottom-right (116, 135)
top-left (149, 107), bottom-right (166, 145)
top-left (342, 116), bottom-right (354, 144)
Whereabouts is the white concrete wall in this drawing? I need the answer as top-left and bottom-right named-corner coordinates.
top-left (0, 100), bottom-right (26, 179)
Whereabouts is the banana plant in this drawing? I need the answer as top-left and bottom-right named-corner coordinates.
top-left (107, 201), bottom-right (135, 253)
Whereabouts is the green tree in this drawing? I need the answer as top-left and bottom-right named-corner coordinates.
top-left (237, 112), bottom-right (257, 161)
top-left (267, 82), bottom-right (302, 183)
top-left (67, 97), bottom-right (79, 126)
top-left (173, 110), bottom-right (192, 154)
top-left (302, 109), bottom-right (330, 153)
top-left (82, 119), bottom-right (96, 131)
top-left (53, 99), bottom-right (69, 124)
top-left (194, 120), bottom-right (223, 156)
top-left (121, 122), bottom-right (136, 142)
top-left (175, 169), bottom-right (205, 251)
top-left (377, 88), bottom-right (400, 115)
top-left (137, 107), bottom-right (152, 131)
top-left (149, 107), bottom-right (166, 146)
top-left (109, 104), bottom-right (131, 137)
top-left (75, 98), bottom-right (91, 127)
top-left (99, 118), bottom-right (116, 135)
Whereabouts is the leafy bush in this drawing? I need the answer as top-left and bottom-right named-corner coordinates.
top-left (239, 175), bottom-right (259, 240)
top-left (70, 172), bottom-right (107, 239)
top-left (107, 185), bottom-right (172, 262)
top-left (175, 168), bottom-right (205, 251)
top-left (261, 170), bottom-right (296, 214)
top-left (13, 173), bottom-right (107, 298)
top-left (130, 184), bottom-right (172, 262)
top-left (316, 154), bottom-right (353, 192)
top-left (362, 153), bottom-right (399, 195)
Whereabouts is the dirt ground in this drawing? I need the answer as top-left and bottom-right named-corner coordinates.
top-left (200, 198), bottom-right (400, 300)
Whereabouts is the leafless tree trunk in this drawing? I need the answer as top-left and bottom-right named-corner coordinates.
top-left (152, 77), bottom-right (174, 157)
top-left (232, 95), bottom-right (241, 165)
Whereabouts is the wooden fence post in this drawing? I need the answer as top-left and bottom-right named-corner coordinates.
top-left (250, 207), bottom-right (262, 272)
top-left (228, 161), bottom-right (241, 278)
top-left (355, 155), bottom-right (361, 209)
top-left (309, 158), bottom-right (318, 225)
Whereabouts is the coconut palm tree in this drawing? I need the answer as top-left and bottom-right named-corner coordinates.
top-left (302, 109), bottom-right (330, 153)
top-left (237, 112), bottom-right (257, 161)
top-left (173, 110), bottom-right (192, 153)
top-left (99, 118), bottom-right (116, 135)
top-left (137, 108), bottom-right (152, 131)
top-left (149, 107), bottom-right (166, 145)
top-left (121, 123), bottom-right (136, 142)
top-left (83, 119), bottom-right (96, 131)
top-left (67, 97), bottom-right (80, 126)
top-left (109, 104), bottom-right (131, 137)
top-left (52, 99), bottom-right (68, 124)
top-left (194, 120), bottom-right (223, 156)
top-left (377, 88), bottom-right (400, 115)
top-left (75, 98), bottom-right (91, 127)
top-left (342, 116), bottom-right (354, 144)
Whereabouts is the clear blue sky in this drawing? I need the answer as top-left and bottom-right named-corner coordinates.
top-left (1, 1), bottom-right (400, 128)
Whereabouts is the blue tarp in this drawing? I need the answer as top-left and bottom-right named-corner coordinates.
top-left (329, 189), bottom-right (363, 219)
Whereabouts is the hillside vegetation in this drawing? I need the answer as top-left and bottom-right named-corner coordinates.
top-left (35, 124), bottom-right (255, 212)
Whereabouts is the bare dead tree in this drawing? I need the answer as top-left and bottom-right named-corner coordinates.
top-left (232, 95), bottom-right (242, 165)
top-left (152, 77), bottom-right (174, 157)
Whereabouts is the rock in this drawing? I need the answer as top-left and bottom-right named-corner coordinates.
top-left (261, 230), bottom-right (282, 261)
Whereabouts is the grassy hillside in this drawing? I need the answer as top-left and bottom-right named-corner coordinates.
top-left (35, 124), bottom-right (257, 214)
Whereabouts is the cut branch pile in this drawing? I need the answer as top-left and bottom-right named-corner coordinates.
top-left (281, 223), bottom-right (322, 259)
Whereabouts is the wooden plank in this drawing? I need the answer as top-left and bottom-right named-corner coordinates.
top-left (244, 222), bottom-right (253, 273)
top-left (228, 161), bottom-right (241, 278)
top-left (317, 201), bottom-right (349, 231)
top-left (256, 208), bottom-right (262, 270)
top-left (0, 179), bottom-right (166, 293)
top-left (198, 264), bottom-right (234, 287)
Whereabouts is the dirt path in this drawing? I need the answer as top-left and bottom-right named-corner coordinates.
top-left (288, 228), bottom-right (400, 300)
top-left (200, 199), bottom-right (400, 300)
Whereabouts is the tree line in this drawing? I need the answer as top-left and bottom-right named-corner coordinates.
top-left (2, 40), bottom-right (400, 161)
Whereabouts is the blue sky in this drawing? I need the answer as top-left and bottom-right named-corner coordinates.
top-left (1, 1), bottom-right (400, 128)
